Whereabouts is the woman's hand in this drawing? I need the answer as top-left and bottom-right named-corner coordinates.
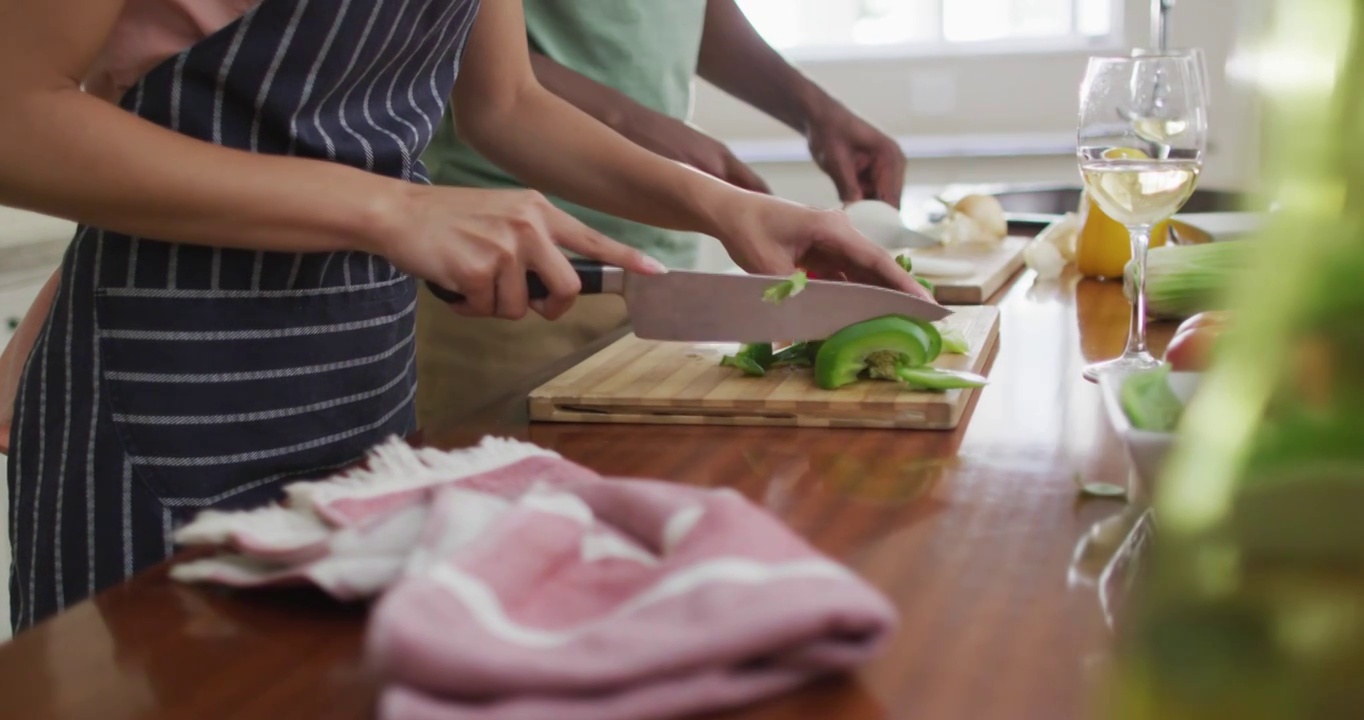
top-left (375, 186), bottom-right (666, 321)
top-left (711, 193), bottom-right (936, 302)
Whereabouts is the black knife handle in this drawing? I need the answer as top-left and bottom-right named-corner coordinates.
top-left (425, 258), bottom-right (606, 304)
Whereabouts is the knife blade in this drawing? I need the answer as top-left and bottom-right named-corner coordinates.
top-left (425, 259), bottom-right (951, 343)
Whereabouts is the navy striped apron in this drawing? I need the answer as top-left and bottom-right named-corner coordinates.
top-left (7, 0), bottom-right (482, 633)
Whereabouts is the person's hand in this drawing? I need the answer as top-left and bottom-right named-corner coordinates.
top-left (710, 193), bottom-right (936, 303)
top-left (377, 187), bottom-right (666, 320)
top-left (805, 103), bottom-right (907, 208)
top-left (625, 109), bottom-right (771, 194)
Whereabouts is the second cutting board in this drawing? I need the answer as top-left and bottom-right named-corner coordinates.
top-left (529, 305), bottom-right (1000, 430)
top-left (910, 237), bottom-right (1028, 304)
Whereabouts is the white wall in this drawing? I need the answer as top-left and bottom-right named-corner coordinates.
top-left (691, 0), bottom-right (1262, 210)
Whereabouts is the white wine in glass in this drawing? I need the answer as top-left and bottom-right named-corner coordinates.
top-left (1077, 51), bottom-right (1208, 381)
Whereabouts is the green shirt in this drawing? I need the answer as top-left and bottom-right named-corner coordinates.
top-left (422, 0), bottom-right (708, 269)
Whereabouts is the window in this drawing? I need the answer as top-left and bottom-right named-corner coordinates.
top-left (735, 0), bottom-right (1119, 57)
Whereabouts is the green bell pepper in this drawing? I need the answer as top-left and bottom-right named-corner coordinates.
top-left (720, 342), bottom-right (774, 377)
top-left (896, 253), bottom-right (936, 294)
top-left (770, 340), bottom-right (823, 368)
top-left (813, 315), bottom-right (943, 389)
top-left (895, 367), bottom-right (988, 390)
top-left (762, 271), bottom-right (808, 305)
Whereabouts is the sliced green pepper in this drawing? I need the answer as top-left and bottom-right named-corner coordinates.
top-left (720, 342), bottom-right (774, 377)
top-left (939, 326), bottom-right (969, 354)
top-left (770, 340), bottom-right (822, 368)
top-left (1120, 365), bottom-right (1183, 431)
top-left (813, 315), bottom-right (940, 389)
top-left (762, 271), bottom-right (808, 305)
top-left (895, 252), bottom-right (936, 294)
top-left (895, 367), bottom-right (988, 391)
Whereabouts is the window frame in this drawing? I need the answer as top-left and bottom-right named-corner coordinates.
top-left (737, 0), bottom-right (1128, 64)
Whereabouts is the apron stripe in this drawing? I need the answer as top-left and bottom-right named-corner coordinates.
top-left (309, 0), bottom-right (365, 161)
top-left (27, 291), bottom-right (56, 627)
top-left (126, 381), bottom-right (417, 467)
top-left (105, 329), bottom-right (415, 383)
top-left (99, 299), bottom-right (414, 341)
top-left (53, 236), bottom-right (81, 612)
top-left (250, 0), bottom-right (310, 152)
top-left (161, 455), bottom-right (360, 509)
top-left (112, 367), bottom-right (409, 425)
top-left (121, 459), bottom-right (132, 578)
top-left (86, 231), bottom-right (104, 595)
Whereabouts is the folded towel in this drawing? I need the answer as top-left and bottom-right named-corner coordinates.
top-left (172, 437), bottom-right (898, 720)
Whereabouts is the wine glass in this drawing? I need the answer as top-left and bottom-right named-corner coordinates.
top-left (1077, 51), bottom-right (1208, 381)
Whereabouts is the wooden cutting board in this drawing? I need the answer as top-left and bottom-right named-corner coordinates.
top-left (910, 236), bottom-right (1029, 304)
top-left (528, 305), bottom-right (1000, 430)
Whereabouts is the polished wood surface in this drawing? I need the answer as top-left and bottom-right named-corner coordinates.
top-left (527, 305), bottom-right (999, 430)
top-left (914, 236), bottom-right (1030, 305)
top-left (0, 268), bottom-right (1180, 720)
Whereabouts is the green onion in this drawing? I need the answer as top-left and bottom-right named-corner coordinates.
top-left (1124, 242), bottom-right (1248, 320)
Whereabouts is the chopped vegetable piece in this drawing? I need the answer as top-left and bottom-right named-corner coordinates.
top-left (1120, 365), bottom-right (1185, 432)
top-left (812, 315), bottom-right (948, 390)
top-left (1023, 237), bottom-right (1067, 280)
top-left (939, 326), bottom-right (969, 354)
top-left (762, 271), bottom-right (808, 305)
top-left (895, 367), bottom-right (988, 391)
top-left (719, 343), bottom-right (774, 377)
top-left (895, 253), bottom-right (936, 293)
top-left (1072, 473), bottom-right (1128, 499)
top-left (770, 341), bottom-right (821, 368)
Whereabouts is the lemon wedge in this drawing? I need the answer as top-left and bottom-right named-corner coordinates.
top-left (1103, 146), bottom-right (1151, 160)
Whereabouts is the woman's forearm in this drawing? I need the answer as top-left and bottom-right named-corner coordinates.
top-left (0, 0), bottom-right (409, 258)
top-left (0, 88), bottom-right (406, 256)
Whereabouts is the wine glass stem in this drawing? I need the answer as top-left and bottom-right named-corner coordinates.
top-left (1125, 225), bottom-right (1153, 358)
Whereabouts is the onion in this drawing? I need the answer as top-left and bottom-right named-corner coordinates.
top-left (947, 194), bottom-right (1008, 241)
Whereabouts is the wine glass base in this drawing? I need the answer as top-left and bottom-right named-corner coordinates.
top-left (1082, 353), bottom-right (1164, 383)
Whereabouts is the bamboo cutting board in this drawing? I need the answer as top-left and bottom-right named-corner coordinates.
top-left (909, 237), bottom-right (1029, 304)
top-left (528, 305), bottom-right (1000, 430)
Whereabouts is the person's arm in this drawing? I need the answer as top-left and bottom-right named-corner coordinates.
top-left (451, 0), bottom-right (924, 297)
top-left (695, 0), bottom-right (907, 206)
top-left (0, 0), bottom-right (664, 319)
top-left (0, 0), bottom-right (414, 256)
top-left (526, 51), bottom-right (770, 193)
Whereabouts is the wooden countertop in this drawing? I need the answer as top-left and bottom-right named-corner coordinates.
top-left (0, 264), bottom-right (1179, 720)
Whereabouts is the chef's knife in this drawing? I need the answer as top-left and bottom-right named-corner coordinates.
top-left (424, 260), bottom-right (951, 343)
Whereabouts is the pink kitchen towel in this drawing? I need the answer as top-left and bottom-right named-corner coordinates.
top-left (171, 437), bottom-right (898, 720)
